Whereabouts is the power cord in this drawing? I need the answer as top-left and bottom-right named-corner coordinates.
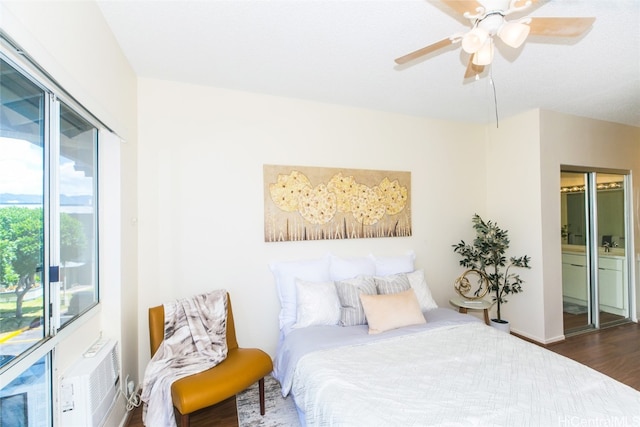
top-left (119, 385), bottom-right (142, 412)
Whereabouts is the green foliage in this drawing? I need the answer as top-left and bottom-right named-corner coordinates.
top-left (0, 238), bottom-right (19, 285)
top-left (61, 213), bottom-right (87, 262)
top-left (453, 214), bottom-right (531, 321)
top-left (0, 207), bottom-right (43, 287)
top-left (0, 207), bottom-right (86, 318)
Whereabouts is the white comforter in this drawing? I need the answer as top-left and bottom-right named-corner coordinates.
top-left (282, 316), bottom-right (640, 426)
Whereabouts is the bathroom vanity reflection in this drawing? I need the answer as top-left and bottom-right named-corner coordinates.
top-left (561, 244), bottom-right (627, 317)
top-left (560, 171), bottom-right (630, 332)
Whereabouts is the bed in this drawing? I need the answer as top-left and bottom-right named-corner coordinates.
top-left (270, 253), bottom-right (640, 426)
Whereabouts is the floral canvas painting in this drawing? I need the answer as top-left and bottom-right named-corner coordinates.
top-left (264, 164), bottom-right (411, 242)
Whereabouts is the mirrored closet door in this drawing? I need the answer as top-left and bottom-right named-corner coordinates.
top-left (560, 169), bottom-right (631, 334)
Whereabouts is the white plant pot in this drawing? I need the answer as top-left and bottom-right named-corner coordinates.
top-left (490, 319), bottom-right (510, 334)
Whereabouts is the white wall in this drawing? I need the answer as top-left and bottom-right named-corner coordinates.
top-left (485, 110), bottom-right (546, 341)
top-left (136, 77), bottom-right (486, 373)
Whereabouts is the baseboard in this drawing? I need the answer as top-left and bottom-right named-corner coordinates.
top-left (511, 329), bottom-right (565, 345)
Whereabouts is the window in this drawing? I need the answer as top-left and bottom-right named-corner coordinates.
top-left (58, 103), bottom-right (98, 327)
top-left (0, 50), bottom-right (99, 426)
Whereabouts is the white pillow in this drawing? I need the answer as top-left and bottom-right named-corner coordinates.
top-left (406, 269), bottom-right (438, 311)
top-left (360, 289), bottom-right (426, 334)
top-left (293, 279), bottom-right (341, 328)
top-left (269, 255), bottom-right (331, 332)
top-left (329, 254), bottom-right (376, 281)
top-left (372, 251), bottom-right (416, 276)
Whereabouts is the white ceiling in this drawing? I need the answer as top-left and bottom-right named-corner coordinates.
top-left (97, 0), bottom-right (640, 127)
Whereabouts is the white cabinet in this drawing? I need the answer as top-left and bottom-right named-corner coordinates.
top-left (562, 253), bottom-right (587, 304)
top-left (561, 252), bottom-right (627, 316)
top-left (598, 255), bottom-right (626, 315)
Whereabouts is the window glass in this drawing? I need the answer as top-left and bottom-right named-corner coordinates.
top-left (0, 355), bottom-right (51, 427)
top-left (0, 57), bottom-right (45, 364)
top-left (58, 103), bottom-right (98, 327)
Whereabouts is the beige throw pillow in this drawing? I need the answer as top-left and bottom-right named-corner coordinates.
top-left (359, 289), bottom-right (426, 334)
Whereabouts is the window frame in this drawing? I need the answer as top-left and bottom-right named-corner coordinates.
top-left (0, 33), bottom-right (105, 425)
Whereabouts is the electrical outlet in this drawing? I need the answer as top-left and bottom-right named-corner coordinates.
top-left (127, 380), bottom-right (135, 396)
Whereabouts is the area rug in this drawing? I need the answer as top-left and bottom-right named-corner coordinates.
top-left (237, 375), bottom-right (299, 427)
top-left (563, 302), bottom-right (588, 315)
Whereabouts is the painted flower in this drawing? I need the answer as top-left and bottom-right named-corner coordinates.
top-left (298, 184), bottom-right (337, 225)
top-left (375, 177), bottom-right (408, 215)
top-left (351, 184), bottom-right (386, 225)
top-left (327, 173), bottom-right (359, 213)
top-left (269, 170), bottom-right (312, 212)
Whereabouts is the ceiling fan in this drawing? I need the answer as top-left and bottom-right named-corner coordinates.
top-left (395, 0), bottom-right (595, 78)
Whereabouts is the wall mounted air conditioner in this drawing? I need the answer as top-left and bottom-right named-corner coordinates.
top-left (59, 339), bottom-right (120, 427)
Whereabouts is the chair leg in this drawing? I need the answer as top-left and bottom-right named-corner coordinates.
top-left (180, 412), bottom-right (190, 427)
top-left (259, 377), bottom-right (266, 415)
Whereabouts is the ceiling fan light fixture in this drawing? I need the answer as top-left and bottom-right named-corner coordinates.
top-left (498, 21), bottom-right (530, 48)
top-left (394, 1), bottom-right (597, 79)
top-left (461, 27), bottom-right (488, 54)
top-left (472, 38), bottom-right (494, 65)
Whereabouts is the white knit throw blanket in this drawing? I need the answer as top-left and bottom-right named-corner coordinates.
top-left (141, 289), bottom-right (228, 427)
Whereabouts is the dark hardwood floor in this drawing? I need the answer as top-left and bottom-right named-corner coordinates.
top-left (546, 320), bottom-right (640, 391)
top-left (562, 309), bottom-right (625, 332)
top-left (126, 321), bottom-right (640, 427)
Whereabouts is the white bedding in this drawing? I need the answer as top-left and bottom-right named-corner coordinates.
top-left (276, 309), bottom-right (640, 426)
top-left (274, 307), bottom-right (477, 396)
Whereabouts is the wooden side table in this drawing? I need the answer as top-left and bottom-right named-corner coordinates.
top-left (449, 296), bottom-right (493, 325)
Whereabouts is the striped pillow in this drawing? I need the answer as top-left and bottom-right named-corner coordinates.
top-left (335, 276), bottom-right (377, 326)
top-left (374, 273), bottom-right (411, 295)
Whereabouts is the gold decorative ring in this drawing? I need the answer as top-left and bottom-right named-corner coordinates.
top-left (454, 269), bottom-right (489, 300)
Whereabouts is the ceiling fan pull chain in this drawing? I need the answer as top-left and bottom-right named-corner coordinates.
top-left (490, 67), bottom-right (499, 129)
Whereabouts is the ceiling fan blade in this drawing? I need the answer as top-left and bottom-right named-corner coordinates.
top-left (440, 0), bottom-right (484, 17)
top-left (464, 56), bottom-right (484, 79)
top-left (395, 38), bottom-right (454, 64)
top-left (513, 0), bottom-right (541, 8)
top-left (528, 17), bottom-right (596, 37)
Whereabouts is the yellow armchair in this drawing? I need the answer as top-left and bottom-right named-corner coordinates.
top-left (148, 293), bottom-right (273, 427)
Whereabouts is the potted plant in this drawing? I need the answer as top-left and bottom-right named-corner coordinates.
top-left (452, 214), bottom-right (531, 332)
